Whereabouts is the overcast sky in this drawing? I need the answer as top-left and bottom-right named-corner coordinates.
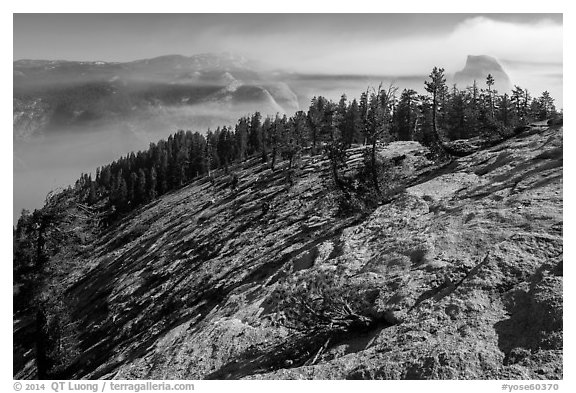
top-left (13, 14), bottom-right (561, 68)
top-left (14, 14), bottom-right (563, 103)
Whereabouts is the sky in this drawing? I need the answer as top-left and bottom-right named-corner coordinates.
top-left (13, 14), bottom-right (563, 103)
top-left (13, 14), bottom-right (561, 70)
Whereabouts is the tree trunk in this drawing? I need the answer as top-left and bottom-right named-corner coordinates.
top-left (270, 147), bottom-right (277, 171)
top-left (432, 92), bottom-right (437, 140)
top-left (332, 159), bottom-right (341, 190)
top-left (36, 223), bottom-right (46, 268)
top-left (431, 92), bottom-right (448, 156)
top-left (371, 138), bottom-right (380, 194)
top-left (489, 87), bottom-right (494, 119)
top-left (312, 129), bottom-right (317, 154)
top-left (35, 308), bottom-right (49, 379)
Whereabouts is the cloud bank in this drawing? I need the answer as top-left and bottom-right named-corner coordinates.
top-left (217, 16), bottom-right (562, 77)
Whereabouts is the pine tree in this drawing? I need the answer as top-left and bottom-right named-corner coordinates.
top-left (345, 98), bottom-right (363, 145)
top-left (307, 96), bottom-right (330, 153)
top-left (110, 170), bottom-right (128, 212)
top-left (523, 89), bottom-right (531, 122)
top-left (511, 85), bottom-right (531, 125)
top-left (415, 95), bottom-right (433, 145)
top-left (84, 180), bottom-right (96, 205)
top-left (235, 117), bottom-right (249, 161)
top-left (463, 81), bottom-right (481, 138)
top-left (260, 117), bottom-right (272, 163)
top-left (136, 168), bottom-right (147, 204)
top-left (248, 112), bottom-right (262, 156)
top-left (292, 110), bottom-right (310, 148)
top-left (537, 91), bottom-right (556, 120)
top-left (424, 67), bottom-right (448, 152)
top-left (497, 93), bottom-right (512, 128)
top-left (364, 84), bottom-right (396, 194)
top-left (217, 126), bottom-right (233, 173)
top-left (393, 89), bottom-right (418, 141)
top-left (268, 114), bottom-right (286, 171)
top-left (445, 85), bottom-right (465, 140)
top-left (359, 90), bottom-right (369, 145)
top-left (147, 167), bottom-right (158, 201)
top-left (100, 166), bottom-right (112, 190)
top-left (206, 131), bottom-right (219, 175)
top-left (486, 74), bottom-right (495, 119)
top-left (128, 171), bottom-right (138, 206)
top-left (281, 118), bottom-right (301, 170)
top-left (327, 143), bottom-right (348, 189)
top-left (157, 149), bottom-right (169, 195)
top-left (511, 85), bottom-right (524, 122)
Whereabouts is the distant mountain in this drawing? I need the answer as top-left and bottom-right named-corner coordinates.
top-left (453, 55), bottom-right (512, 92)
top-left (13, 53), bottom-right (261, 86)
top-left (13, 53), bottom-right (300, 140)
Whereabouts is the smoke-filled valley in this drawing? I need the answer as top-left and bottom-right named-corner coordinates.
top-left (12, 53), bottom-right (432, 222)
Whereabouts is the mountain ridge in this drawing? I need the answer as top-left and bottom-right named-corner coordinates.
top-left (13, 53), bottom-right (300, 141)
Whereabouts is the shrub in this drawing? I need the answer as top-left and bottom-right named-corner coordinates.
top-left (547, 116), bottom-right (563, 127)
top-left (271, 269), bottom-right (380, 333)
top-left (328, 150), bottom-right (408, 218)
top-left (356, 151), bottom-right (406, 203)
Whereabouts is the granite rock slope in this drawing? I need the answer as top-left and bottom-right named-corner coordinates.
top-left (254, 127), bottom-right (563, 379)
top-left (14, 126), bottom-right (562, 380)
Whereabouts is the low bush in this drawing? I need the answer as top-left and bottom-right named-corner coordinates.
top-left (270, 269), bottom-right (380, 333)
